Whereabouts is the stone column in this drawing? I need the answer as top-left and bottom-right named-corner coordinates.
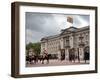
top-left (69, 35), bottom-right (74, 48)
top-left (78, 35), bottom-right (85, 60)
top-left (57, 50), bottom-right (61, 60)
top-left (79, 48), bottom-right (84, 60)
top-left (60, 38), bottom-right (64, 49)
top-left (65, 48), bottom-right (69, 60)
top-left (41, 42), bottom-right (44, 53)
top-left (45, 42), bottom-right (48, 50)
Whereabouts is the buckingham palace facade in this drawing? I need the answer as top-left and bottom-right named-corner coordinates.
top-left (40, 26), bottom-right (89, 60)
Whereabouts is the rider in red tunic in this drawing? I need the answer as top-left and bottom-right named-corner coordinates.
top-left (43, 49), bottom-right (48, 57)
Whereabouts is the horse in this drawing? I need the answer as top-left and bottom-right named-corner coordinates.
top-left (26, 55), bottom-right (38, 64)
top-left (26, 55), bottom-right (33, 64)
top-left (84, 51), bottom-right (89, 63)
top-left (40, 54), bottom-right (51, 64)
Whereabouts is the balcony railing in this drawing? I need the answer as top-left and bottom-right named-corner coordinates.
top-left (79, 42), bottom-right (85, 47)
top-left (64, 45), bottom-right (70, 48)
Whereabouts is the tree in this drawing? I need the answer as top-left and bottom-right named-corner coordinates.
top-left (26, 42), bottom-right (41, 55)
top-left (26, 42), bottom-right (33, 50)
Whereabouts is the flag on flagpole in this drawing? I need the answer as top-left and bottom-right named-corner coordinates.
top-left (67, 16), bottom-right (73, 23)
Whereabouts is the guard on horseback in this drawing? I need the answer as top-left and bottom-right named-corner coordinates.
top-left (41, 48), bottom-right (49, 64)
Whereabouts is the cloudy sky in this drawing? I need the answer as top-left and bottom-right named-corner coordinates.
top-left (25, 12), bottom-right (89, 44)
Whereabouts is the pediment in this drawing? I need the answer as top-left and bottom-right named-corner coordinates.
top-left (67, 26), bottom-right (78, 31)
top-left (60, 26), bottom-right (78, 35)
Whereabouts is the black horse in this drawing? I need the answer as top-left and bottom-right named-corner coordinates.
top-left (84, 46), bottom-right (90, 63)
top-left (40, 54), bottom-right (51, 64)
top-left (84, 51), bottom-right (89, 63)
top-left (26, 54), bottom-right (51, 64)
top-left (26, 55), bottom-right (33, 64)
top-left (26, 55), bottom-right (38, 64)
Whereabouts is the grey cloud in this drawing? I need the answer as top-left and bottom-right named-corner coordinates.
top-left (25, 12), bottom-right (89, 44)
top-left (26, 12), bottom-right (55, 32)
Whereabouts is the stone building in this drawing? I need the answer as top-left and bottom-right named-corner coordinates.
top-left (41, 17), bottom-right (89, 60)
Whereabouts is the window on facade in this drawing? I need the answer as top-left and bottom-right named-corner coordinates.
top-left (86, 35), bottom-right (88, 40)
top-left (66, 40), bottom-right (69, 46)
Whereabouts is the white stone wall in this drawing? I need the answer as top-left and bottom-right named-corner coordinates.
top-left (41, 38), bottom-right (60, 55)
top-left (41, 28), bottom-right (89, 60)
top-left (69, 36), bottom-right (74, 48)
top-left (60, 38), bottom-right (64, 49)
top-left (65, 49), bottom-right (69, 60)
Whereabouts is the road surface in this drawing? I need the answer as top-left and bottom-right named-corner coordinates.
top-left (26, 59), bottom-right (89, 67)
